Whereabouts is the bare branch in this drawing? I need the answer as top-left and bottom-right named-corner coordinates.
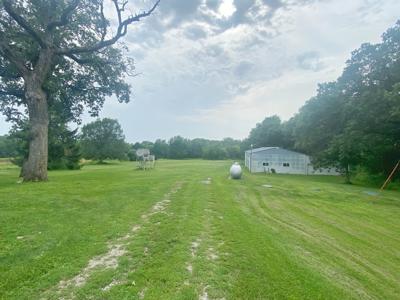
top-left (57, 0), bottom-right (160, 55)
top-left (47, 0), bottom-right (81, 31)
top-left (3, 0), bottom-right (47, 48)
top-left (99, 2), bottom-right (108, 41)
top-left (112, 0), bottom-right (123, 25)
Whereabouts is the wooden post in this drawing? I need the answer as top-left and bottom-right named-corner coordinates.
top-left (380, 160), bottom-right (400, 191)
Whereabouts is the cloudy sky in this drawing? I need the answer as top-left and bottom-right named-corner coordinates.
top-left (1, 0), bottom-right (399, 142)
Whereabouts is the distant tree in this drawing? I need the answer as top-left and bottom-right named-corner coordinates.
top-left (153, 139), bottom-right (168, 158)
top-left (132, 142), bottom-right (143, 151)
top-left (0, 136), bottom-right (8, 157)
top-left (6, 123), bottom-right (29, 167)
top-left (225, 144), bottom-right (241, 159)
top-left (140, 141), bottom-right (155, 153)
top-left (80, 118), bottom-right (127, 162)
top-left (168, 136), bottom-right (189, 159)
top-left (315, 132), bottom-right (363, 183)
top-left (126, 144), bottom-right (137, 161)
top-left (0, 134), bottom-right (17, 157)
top-left (47, 123), bottom-right (81, 170)
top-left (203, 144), bottom-right (227, 160)
top-left (0, 0), bottom-right (160, 181)
top-left (127, 140), bottom-right (155, 160)
top-left (292, 82), bottom-right (345, 155)
top-left (247, 115), bottom-right (293, 149)
top-left (133, 136), bottom-right (243, 160)
top-left (221, 138), bottom-right (242, 159)
top-left (187, 138), bottom-right (206, 158)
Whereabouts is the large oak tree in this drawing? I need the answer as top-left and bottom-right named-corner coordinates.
top-left (0, 0), bottom-right (160, 181)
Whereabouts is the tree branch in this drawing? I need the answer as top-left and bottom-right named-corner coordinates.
top-left (64, 53), bottom-right (109, 81)
top-left (99, 2), bottom-right (108, 41)
top-left (47, 0), bottom-right (81, 31)
top-left (64, 53), bottom-right (95, 65)
top-left (57, 0), bottom-right (160, 55)
top-left (3, 0), bottom-right (47, 48)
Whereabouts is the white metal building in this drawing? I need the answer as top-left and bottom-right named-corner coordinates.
top-left (244, 147), bottom-right (338, 175)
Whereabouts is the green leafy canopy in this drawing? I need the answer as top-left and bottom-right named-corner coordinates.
top-left (0, 0), bottom-right (160, 125)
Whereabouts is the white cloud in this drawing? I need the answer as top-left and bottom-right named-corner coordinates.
top-left (218, 0), bottom-right (237, 18)
top-left (178, 67), bottom-right (341, 139)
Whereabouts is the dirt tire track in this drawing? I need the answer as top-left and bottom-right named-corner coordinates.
top-left (53, 181), bottom-right (183, 298)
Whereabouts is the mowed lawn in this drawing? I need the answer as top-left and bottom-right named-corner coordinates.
top-left (0, 160), bottom-right (399, 299)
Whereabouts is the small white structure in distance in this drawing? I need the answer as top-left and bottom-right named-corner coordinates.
top-left (245, 147), bottom-right (338, 175)
top-left (230, 162), bottom-right (242, 179)
top-left (136, 148), bottom-right (155, 170)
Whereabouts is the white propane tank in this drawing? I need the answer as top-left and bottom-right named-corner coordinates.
top-left (230, 162), bottom-right (242, 179)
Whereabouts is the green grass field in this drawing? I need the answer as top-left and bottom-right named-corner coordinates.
top-left (1, 160), bottom-right (399, 299)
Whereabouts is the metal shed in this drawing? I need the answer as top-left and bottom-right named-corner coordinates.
top-left (244, 147), bottom-right (338, 175)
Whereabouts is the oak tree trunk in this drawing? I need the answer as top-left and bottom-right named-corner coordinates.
top-left (21, 80), bottom-right (49, 181)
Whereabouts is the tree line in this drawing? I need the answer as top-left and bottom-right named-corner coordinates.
top-left (130, 136), bottom-right (242, 161)
top-left (0, 119), bottom-right (243, 165)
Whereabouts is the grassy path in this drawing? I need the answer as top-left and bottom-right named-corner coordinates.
top-left (0, 160), bottom-right (399, 299)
